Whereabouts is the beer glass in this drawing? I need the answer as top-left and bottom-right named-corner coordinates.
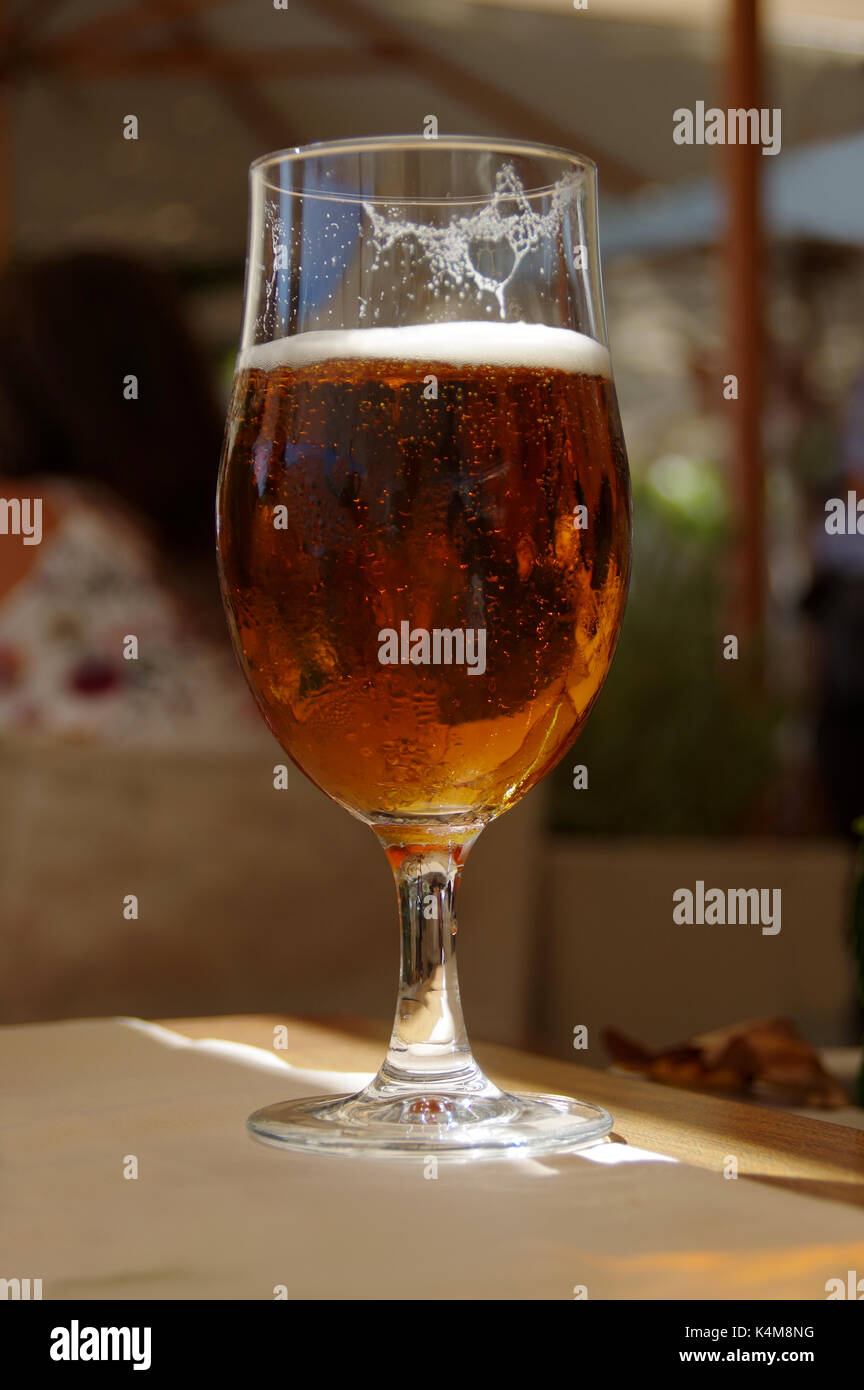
top-left (217, 136), bottom-right (631, 1157)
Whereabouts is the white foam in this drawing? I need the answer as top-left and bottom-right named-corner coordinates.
top-left (240, 322), bottom-right (610, 377)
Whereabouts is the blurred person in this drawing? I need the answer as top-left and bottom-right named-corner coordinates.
top-left (802, 367), bottom-right (864, 836)
top-left (0, 251), bottom-right (255, 746)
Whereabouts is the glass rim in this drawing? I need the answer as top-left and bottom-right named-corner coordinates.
top-left (249, 134), bottom-right (598, 207)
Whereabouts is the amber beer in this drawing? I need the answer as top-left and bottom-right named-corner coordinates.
top-left (217, 321), bottom-right (631, 823)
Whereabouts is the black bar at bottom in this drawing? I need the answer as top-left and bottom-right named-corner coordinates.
top-left (4, 1297), bottom-right (858, 1374)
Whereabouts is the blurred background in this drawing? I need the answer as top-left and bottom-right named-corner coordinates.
top-left (0, 0), bottom-right (862, 1078)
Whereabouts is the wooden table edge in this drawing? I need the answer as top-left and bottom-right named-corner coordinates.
top-left (156, 1013), bottom-right (864, 1211)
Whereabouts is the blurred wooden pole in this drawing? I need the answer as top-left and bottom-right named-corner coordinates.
top-left (726, 0), bottom-right (765, 658)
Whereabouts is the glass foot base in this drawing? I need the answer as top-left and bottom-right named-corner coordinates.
top-left (248, 1089), bottom-right (612, 1159)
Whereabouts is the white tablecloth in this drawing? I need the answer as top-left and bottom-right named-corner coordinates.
top-left (2, 1018), bottom-right (863, 1299)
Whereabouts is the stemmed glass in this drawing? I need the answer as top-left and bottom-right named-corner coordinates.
top-left (217, 136), bottom-right (631, 1157)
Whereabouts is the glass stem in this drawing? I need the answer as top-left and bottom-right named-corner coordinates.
top-left (367, 837), bottom-right (498, 1098)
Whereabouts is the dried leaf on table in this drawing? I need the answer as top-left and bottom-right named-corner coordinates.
top-left (602, 1017), bottom-right (848, 1108)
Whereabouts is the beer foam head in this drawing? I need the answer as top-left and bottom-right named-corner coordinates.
top-left (240, 321), bottom-right (611, 377)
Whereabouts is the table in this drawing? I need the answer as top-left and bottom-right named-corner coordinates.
top-left (165, 1014), bottom-right (864, 1211)
top-left (3, 1013), bottom-right (863, 1300)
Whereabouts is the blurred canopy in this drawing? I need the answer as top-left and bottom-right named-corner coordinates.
top-left (0, 0), bottom-right (863, 267)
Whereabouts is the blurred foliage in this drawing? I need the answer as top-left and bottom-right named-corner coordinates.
top-left (549, 463), bottom-right (781, 835)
